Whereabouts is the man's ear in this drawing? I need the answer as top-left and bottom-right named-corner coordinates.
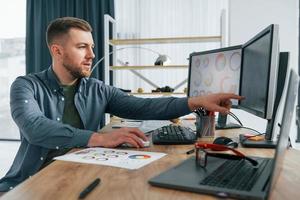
top-left (50, 44), bottom-right (63, 57)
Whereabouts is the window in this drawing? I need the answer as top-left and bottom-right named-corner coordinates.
top-left (0, 0), bottom-right (26, 140)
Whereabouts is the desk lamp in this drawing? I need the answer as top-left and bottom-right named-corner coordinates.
top-left (91, 46), bottom-right (171, 73)
top-left (154, 54), bottom-right (171, 65)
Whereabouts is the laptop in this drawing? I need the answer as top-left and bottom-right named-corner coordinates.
top-left (149, 69), bottom-right (299, 200)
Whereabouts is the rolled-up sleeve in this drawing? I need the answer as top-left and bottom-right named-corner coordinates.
top-left (10, 77), bottom-right (93, 149)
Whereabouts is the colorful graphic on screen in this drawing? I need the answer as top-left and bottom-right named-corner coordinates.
top-left (203, 72), bottom-right (213, 86)
top-left (229, 52), bottom-right (241, 71)
top-left (220, 76), bottom-right (238, 93)
top-left (201, 57), bottom-right (209, 68)
top-left (215, 53), bottom-right (226, 71)
top-left (189, 47), bottom-right (241, 105)
top-left (194, 58), bottom-right (201, 68)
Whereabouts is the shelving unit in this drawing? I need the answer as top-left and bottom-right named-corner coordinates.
top-left (103, 12), bottom-right (227, 93)
top-left (129, 92), bottom-right (186, 95)
top-left (110, 65), bottom-right (188, 70)
top-left (103, 11), bottom-right (227, 124)
top-left (109, 36), bottom-right (222, 45)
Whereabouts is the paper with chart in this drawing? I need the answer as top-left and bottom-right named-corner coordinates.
top-left (54, 148), bottom-right (166, 170)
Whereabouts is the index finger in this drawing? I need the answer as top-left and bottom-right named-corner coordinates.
top-left (221, 93), bottom-right (245, 100)
top-left (127, 127), bottom-right (148, 141)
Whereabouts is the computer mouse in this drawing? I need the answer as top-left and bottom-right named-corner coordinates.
top-left (213, 136), bottom-right (238, 148)
top-left (122, 139), bottom-right (150, 148)
top-left (140, 140), bottom-right (150, 147)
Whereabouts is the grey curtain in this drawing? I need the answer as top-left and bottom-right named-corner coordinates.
top-left (26, 0), bottom-right (114, 128)
top-left (26, 0), bottom-right (115, 81)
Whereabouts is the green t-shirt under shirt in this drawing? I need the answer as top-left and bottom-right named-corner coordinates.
top-left (42, 83), bottom-right (84, 168)
top-left (62, 84), bottom-right (83, 129)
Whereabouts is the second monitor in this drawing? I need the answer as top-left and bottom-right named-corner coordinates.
top-left (187, 45), bottom-right (242, 129)
top-left (239, 24), bottom-right (282, 148)
top-left (188, 24), bottom-right (284, 148)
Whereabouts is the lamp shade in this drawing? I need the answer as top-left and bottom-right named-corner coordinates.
top-left (92, 46), bottom-right (171, 72)
top-left (154, 54), bottom-right (171, 65)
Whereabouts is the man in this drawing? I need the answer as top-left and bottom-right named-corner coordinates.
top-left (0, 17), bottom-right (242, 192)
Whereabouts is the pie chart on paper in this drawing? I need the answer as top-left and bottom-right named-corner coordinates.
top-left (128, 155), bottom-right (151, 159)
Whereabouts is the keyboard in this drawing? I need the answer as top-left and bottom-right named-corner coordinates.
top-left (147, 125), bottom-right (197, 145)
top-left (200, 158), bottom-right (270, 191)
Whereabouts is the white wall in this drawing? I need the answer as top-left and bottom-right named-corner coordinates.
top-left (229, 0), bottom-right (298, 72)
top-left (228, 0), bottom-right (299, 147)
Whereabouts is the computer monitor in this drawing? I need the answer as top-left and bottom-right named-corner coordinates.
top-left (187, 45), bottom-right (242, 129)
top-left (239, 24), bottom-right (281, 148)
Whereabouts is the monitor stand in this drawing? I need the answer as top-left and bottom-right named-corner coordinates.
top-left (239, 114), bottom-right (277, 148)
top-left (215, 114), bottom-right (241, 130)
top-left (239, 52), bottom-right (289, 149)
top-left (239, 134), bottom-right (277, 148)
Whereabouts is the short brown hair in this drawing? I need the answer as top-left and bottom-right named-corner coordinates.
top-left (46, 17), bottom-right (92, 46)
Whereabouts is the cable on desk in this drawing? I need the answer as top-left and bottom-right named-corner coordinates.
top-left (239, 127), bottom-right (263, 135)
top-left (228, 112), bottom-right (243, 126)
top-left (228, 112), bottom-right (264, 142)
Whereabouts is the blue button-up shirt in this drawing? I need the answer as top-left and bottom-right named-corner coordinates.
top-left (0, 67), bottom-right (191, 191)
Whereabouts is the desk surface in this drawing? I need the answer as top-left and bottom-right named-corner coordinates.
top-left (2, 126), bottom-right (300, 200)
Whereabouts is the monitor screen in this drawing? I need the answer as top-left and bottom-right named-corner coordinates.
top-left (187, 46), bottom-right (242, 106)
top-left (239, 24), bottom-right (279, 120)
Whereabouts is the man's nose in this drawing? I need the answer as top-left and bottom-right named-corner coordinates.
top-left (87, 47), bottom-right (95, 59)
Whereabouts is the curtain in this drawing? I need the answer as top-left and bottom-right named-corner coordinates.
top-left (26, 0), bottom-right (114, 81)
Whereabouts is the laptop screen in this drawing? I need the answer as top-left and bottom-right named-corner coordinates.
top-left (267, 69), bottom-right (299, 198)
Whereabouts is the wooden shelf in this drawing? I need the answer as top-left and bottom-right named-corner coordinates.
top-left (110, 65), bottom-right (188, 70)
top-left (109, 36), bottom-right (221, 45)
top-left (129, 92), bottom-right (186, 95)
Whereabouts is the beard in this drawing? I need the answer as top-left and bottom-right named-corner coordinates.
top-left (62, 55), bottom-right (92, 79)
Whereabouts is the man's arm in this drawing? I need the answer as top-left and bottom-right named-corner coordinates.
top-left (106, 86), bottom-right (242, 119)
top-left (10, 77), bottom-right (94, 149)
top-left (87, 89), bottom-right (243, 148)
top-left (188, 93), bottom-right (244, 114)
top-left (105, 86), bottom-right (191, 120)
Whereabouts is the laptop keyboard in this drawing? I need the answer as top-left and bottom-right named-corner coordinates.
top-left (200, 158), bottom-right (270, 191)
top-left (148, 125), bottom-right (197, 144)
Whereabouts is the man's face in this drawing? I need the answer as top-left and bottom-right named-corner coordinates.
top-left (60, 28), bottom-right (95, 78)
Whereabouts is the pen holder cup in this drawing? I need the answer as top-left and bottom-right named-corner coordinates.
top-left (195, 114), bottom-right (215, 138)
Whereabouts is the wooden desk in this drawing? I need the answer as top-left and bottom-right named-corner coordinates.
top-left (2, 127), bottom-right (300, 200)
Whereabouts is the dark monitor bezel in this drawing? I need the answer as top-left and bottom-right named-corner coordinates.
top-left (238, 24), bottom-right (279, 119)
top-left (187, 45), bottom-right (242, 108)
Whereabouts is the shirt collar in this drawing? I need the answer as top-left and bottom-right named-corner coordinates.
top-left (45, 66), bottom-right (85, 93)
top-left (44, 66), bottom-right (62, 93)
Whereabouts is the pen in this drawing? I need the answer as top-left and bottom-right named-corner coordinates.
top-left (121, 119), bottom-right (142, 122)
top-left (186, 149), bottom-right (195, 155)
top-left (79, 178), bottom-right (101, 199)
